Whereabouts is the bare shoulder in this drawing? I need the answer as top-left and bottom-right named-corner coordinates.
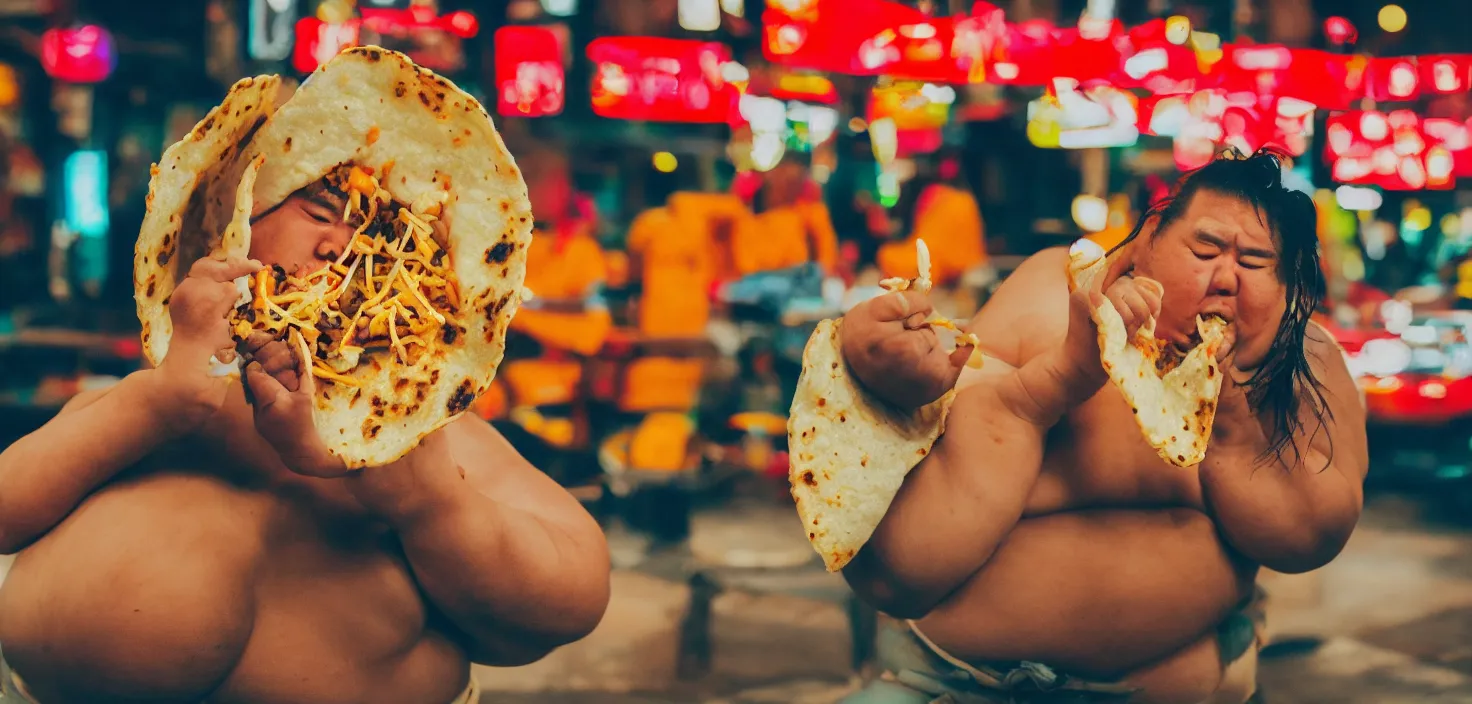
top-left (969, 247), bottom-right (1072, 365)
top-left (1304, 320), bottom-right (1360, 408)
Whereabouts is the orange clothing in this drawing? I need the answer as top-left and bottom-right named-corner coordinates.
top-left (512, 228), bottom-right (612, 356)
top-left (877, 185), bottom-right (986, 286)
top-left (668, 192), bottom-right (750, 282)
top-left (731, 200), bottom-right (839, 276)
top-left (626, 204), bottom-right (714, 338)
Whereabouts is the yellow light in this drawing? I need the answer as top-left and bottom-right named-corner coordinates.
top-left (847, 117), bottom-right (868, 132)
top-left (1378, 4), bottom-right (1407, 33)
top-left (1443, 213), bottom-right (1462, 235)
top-left (1406, 205), bottom-right (1432, 231)
top-left (652, 152), bottom-right (678, 173)
top-left (870, 117), bottom-right (898, 165)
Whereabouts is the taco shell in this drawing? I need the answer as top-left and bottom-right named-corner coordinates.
top-left (236, 46), bottom-right (533, 468)
top-left (135, 75), bottom-right (282, 368)
top-left (789, 319), bottom-right (957, 572)
top-left (1067, 239), bottom-right (1227, 467)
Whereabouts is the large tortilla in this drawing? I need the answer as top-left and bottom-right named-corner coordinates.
top-left (135, 75), bottom-right (282, 368)
top-left (133, 46), bottom-right (533, 469)
top-left (243, 46), bottom-right (532, 468)
top-left (1067, 238), bottom-right (1227, 467)
top-left (789, 319), bottom-right (957, 572)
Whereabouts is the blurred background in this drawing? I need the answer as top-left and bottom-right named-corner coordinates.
top-left (1, 0), bottom-right (1471, 702)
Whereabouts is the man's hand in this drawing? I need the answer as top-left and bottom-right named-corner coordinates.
top-left (840, 289), bottom-right (973, 410)
top-left (1053, 246), bottom-right (1157, 393)
top-left (241, 330), bottom-right (346, 478)
top-left (157, 256), bottom-right (263, 429)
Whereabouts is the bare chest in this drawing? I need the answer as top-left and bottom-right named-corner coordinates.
top-left (0, 461), bottom-right (456, 703)
top-left (1030, 387), bottom-right (1207, 515)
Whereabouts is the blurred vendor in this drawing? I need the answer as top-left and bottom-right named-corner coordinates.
top-left (732, 156), bottom-right (839, 276)
top-left (511, 148), bottom-right (612, 357)
top-left (872, 154), bottom-right (986, 287)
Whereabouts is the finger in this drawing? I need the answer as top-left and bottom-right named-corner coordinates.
top-left (947, 343), bottom-right (974, 368)
top-left (1216, 327), bottom-right (1237, 364)
top-left (1134, 277), bottom-right (1164, 318)
top-left (191, 256), bottom-right (264, 282)
top-left (242, 332), bottom-right (278, 356)
top-left (1123, 292), bottom-right (1154, 332)
top-left (244, 361), bottom-right (290, 413)
top-left (871, 290), bottom-right (933, 323)
top-left (900, 311), bottom-right (930, 331)
top-left (1100, 243), bottom-right (1135, 292)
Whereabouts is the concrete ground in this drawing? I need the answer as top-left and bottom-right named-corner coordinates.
top-left (0, 492), bottom-right (1467, 703)
top-left (477, 493), bottom-right (1472, 704)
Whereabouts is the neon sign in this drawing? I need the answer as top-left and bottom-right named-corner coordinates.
top-left (294, 7), bottom-right (479, 73)
top-left (41, 25), bottom-right (117, 84)
top-left (249, 0), bottom-right (296, 61)
top-left (64, 150), bottom-right (109, 238)
top-left (495, 26), bottom-right (564, 117)
top-left (1027, 79), bottom-right (1138, 149)
top-left (587, 37), bottom-right (737, 123)
top-left (1323, 111), bottom-right (1466, 191)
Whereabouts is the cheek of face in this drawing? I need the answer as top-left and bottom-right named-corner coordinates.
top-left (1232, 278), bottom-right (1288, 369)
top-left (1134, 243), bottom-right (1212, 344)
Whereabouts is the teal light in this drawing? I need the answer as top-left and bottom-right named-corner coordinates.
top-left (64, 150), bottom-right (108, 239)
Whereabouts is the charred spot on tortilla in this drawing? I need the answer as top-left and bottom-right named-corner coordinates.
top-left (447, 379), bottom-right (474, 415)
top-left (486, 241), bottom-right (513, 264)
top-left (801, 471), bottom-right (816, 486)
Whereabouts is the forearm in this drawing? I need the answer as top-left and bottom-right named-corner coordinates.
top-left (1200, 450), bottom-right (1361, 573)
top-left (846, 383), bottom-right (1047, 617)
top-left (0, 370), bottom-right (179, 553)
top-left (393, 489), bottom-right (610, 663)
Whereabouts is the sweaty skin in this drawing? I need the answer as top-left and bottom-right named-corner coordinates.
top-left (0, 188), bottom-right (612, 704)
top-left (840, 190), bottom-right (1368, 703)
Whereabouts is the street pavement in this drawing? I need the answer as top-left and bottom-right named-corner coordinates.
top-left (479, 493), bottom-right (1472, 704)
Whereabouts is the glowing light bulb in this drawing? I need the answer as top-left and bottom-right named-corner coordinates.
top-left (1378, 4), bottom-right (1407, 33)
top-left (653, 152), bottom-right (678, 173)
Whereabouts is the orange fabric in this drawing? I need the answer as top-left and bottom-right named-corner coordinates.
top-left (502, 359), bottom-right (584, 408)
top-left (628, 412), bottom-right (697, 472)
top-left (512, 229), bottom-right (612, 354)
top-left (667, 192), bottom-right (750, 282)
top-left (877, 185), bottom-right (986, 286)
top-left (627, 205), bottom-right (714, 337)
top-left (619, 357), bottom-right (706, 412)
top-left (732, 201), bottom-right (838, 276)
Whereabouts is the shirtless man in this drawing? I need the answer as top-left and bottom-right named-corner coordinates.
top-left (0, 180), bottom-right (612, 703)
top-left (838, 151), bottom-right (1367, 703)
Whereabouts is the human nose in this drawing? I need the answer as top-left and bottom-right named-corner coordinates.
top-left (314, 238), bottom-right (343, 262)
top-left (1209, 259), bottom-right (1238, 297)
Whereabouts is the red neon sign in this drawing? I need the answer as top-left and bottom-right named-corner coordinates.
top-left (293, 8), bottom-right (479, 73)
top-left (1324, 111), bottom-right (1464, 191)
top-left (41, 25), bottom-right (117, 84)
top-left (494, 26), bottom-right (564, 118)
top-left (587, 37), bottom-right (738, 123)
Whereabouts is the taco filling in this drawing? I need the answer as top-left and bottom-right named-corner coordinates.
top-left (230, 164), bottom-right (462, 387)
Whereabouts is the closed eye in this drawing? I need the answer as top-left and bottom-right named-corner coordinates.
top-left (303, 207), bottom-right (335, 225)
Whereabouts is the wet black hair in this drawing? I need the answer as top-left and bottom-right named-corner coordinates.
top-left (1110, 147), bottom-right (1331, 469)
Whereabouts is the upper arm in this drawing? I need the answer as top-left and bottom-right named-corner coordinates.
top-left (967, 247), bottom-right (1072, 366)
top-left (1304, 322), bottom-right (1369, 485)
top-left (442, 416), bottom-right (604, 539)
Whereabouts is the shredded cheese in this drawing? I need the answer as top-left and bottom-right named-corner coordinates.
top-left (226, 163), bottom-right (465, 386)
